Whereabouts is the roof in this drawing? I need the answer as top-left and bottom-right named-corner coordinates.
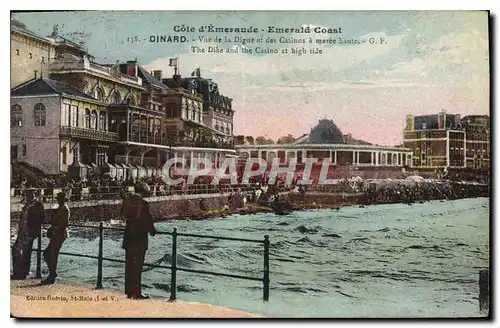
top-left (11, 19), bottom-right (53, 45)
top-left (137, 66), bottom-right (168, 89)
top-left (11, 78), bottom-right (97, 101)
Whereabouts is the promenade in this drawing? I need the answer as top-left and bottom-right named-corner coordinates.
top-left (11, 280), bottom-right (262, 318)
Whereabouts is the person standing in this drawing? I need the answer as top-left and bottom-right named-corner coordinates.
top-left (41, 192), bottom-right (70, 285)
top-left (11, 189), bottom-right (45, 280)
top-left (120, 183), bottom-right (156, 299)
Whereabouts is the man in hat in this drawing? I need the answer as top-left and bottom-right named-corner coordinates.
top-left (11, 189), bottom-right (45, 280)
top-left (41, 192), bottom-right (70, 285)
top-left (120, 182), bottom-right (156, 299)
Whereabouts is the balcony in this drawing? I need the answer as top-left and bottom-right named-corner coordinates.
top-left (60, 126), bottom-right (119, 142)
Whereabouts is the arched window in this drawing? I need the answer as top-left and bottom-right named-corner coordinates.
top-left (33, 103), bottom-right (46, 126)
top-left (11, 104), bottom-right (22, 127)
top-left (84, 109), bottom-right (91, 128)
top-left (111, 91), bottom-right (121, 104)
top-left (99, 111), bottom-right (107, 131)
top-left (94, 88), bottom-right (104, 101)
top-left (91, 110), bottom-right (97, 129)
top-left (126, 95), bottom-right (136, 106)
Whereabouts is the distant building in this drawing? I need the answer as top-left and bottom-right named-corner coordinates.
top-left (403, 111), bottom-right (490, 170)
top-left (236, 119), bottom-right (413, 168)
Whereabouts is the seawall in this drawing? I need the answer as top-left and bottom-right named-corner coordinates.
top-left (10, 179), bottom-right (489, 222)
top-left (11, 192), bottom-right (241, 222)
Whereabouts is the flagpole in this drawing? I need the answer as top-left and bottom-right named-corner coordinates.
top-left (177, 57), bottom-right (180, 89)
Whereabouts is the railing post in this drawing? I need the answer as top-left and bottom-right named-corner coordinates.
top-left (35, 224), bottom-right (42, 279)
top-left (96, 222), bottom-right (104, 289)
top-left (479, 269), bottom-right (489, 313)
top-left (170, 228), bottom-right (178, 301)
top-left (263, 235), bottom-right (270, 302)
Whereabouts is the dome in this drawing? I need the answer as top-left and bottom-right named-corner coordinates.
top-left (309, 119), bottom-right (345, 144)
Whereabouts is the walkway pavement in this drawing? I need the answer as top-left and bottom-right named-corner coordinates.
top-left (11, 279), bottom-right (262, 318)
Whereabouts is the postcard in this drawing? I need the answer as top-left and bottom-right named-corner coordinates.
top-left (10, 10), bottom-right (490, 319)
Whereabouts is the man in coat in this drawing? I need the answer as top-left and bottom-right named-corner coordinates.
top-left (41, 192), bottom-right (70, 285)
top-left (120, 183), bottom-right (157, 299)
top-left (11, 189), bottom-right (45, 280)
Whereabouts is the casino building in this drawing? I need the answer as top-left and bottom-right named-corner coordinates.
top-left (235, 119), bottom-right (414, 180)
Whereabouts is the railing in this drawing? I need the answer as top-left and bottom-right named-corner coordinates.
top-left (115, 155), bottom-right (158, 167)
top-left (10, 184), bottom-right (262, 205)
top-left (24, 223), bottom-right (271, 302)
top-left (60, 126), bottom-right (119, 142)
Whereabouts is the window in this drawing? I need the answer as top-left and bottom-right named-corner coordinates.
top-left (94, 87), bottom-right (104, 101)
top-left (15, 49), bottom-right (19, 56)
top-left (29, 53), bottom-right (32, 59)
top-left (72, 146), bottom-right (79, 163)
top-left (61, 104), bottom-right (70, 126)
top-left (97, 149), bottom-right (106, 166)
top-left (111, 92), bottom-right (121, 104)
top-left (91, 110), bottom-right (97, 129)
top-left (99, 111), bottom-right (107, 131)
top-left (34, 103), bottom-right (46, 126)
top-left (11, 145), bottom-right (18, 159)
top-left (62, 145), bottom-right (67, 164)
top-left (84, 109), bottom-right (91, 128)
top-left (22, 144), bottom-right (26, 156)
top-left (71, 105), bottom-right (79, 127)
top-left (11, 104), bottom-right (22, 127)
top-left (41, 56), bottom-right (45, 63)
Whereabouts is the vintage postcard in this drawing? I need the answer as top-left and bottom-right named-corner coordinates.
top-left (10, 10), bottom-right (490, 319)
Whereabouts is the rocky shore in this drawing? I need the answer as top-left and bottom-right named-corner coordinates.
top-left (10, 178), bottom-right (489, 223)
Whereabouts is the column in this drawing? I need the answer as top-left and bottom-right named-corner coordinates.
top-left (371, 152), bottom-right (374, 166)
top-left (352, 151), bottom-right (356, 165)
top-left (126, 110), bottom-right (130, 141)
top-left (334, 150), bottom-right (337, 165)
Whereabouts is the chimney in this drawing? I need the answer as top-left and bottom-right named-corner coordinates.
top-left (126, 60), bottom-right (138, 77)
top-left (153, 70), bottom-right (162, 80)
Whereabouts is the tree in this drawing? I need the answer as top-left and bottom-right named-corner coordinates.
top-left (255, 136), bottom-right (274, 145)
top-left (245, 136), bottom-right (255, 145)
top-left (234, 135), bottom-right (245, 145)
top-left (277, 134), bottom-right (295, 144)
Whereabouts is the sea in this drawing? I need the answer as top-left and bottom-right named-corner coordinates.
top-left (15, 197), bottom-right (490, 318)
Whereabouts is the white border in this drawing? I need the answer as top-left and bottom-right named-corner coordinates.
top-left (2, 2), bottom-right (497, 328)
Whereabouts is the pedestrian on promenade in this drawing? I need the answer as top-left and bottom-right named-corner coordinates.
top-left (120, 183), bottom-right (157, 300)
top-left (41, 192), bottom-right (70, 285)
top-left (11, 189), bottom-right (45, 280)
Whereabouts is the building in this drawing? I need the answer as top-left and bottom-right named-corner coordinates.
top-left (235, 119), bottom-right (413, 180)
top-left (11, 21), bottom-right (236, 177)
top-left (11, 19), bottom-right (55, 88)
top-left (403, 111), bottom-right (490, 171)
top-left (162, 71), bottom-right (234, 145)
top-left (11, 77), bottom-right (115, 174)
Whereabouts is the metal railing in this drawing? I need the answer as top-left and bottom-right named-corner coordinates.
top-left (25, 223), bottom-right (271, 301)
top-left (60, 126), bottom-right (119, 142)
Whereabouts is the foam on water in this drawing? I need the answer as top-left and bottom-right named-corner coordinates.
top-left (13, 198), bottom-right (489, 318)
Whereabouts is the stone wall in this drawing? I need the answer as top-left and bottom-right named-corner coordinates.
top-left (11, 193), bottom-right (232, 222)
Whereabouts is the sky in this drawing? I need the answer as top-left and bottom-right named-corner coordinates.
top-left (12, 11), bottom-right (490, 146)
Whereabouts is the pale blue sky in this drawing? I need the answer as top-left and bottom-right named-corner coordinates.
top-left (13, 11), bottom-right (490, 145)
